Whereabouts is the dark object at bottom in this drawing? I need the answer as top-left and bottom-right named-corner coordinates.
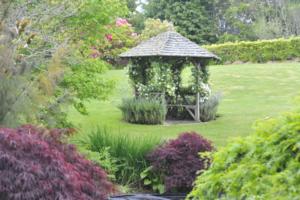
top-left (109, 194), bottom-right (169, 200)
top-left (109, 194), bottom-right (186, 200)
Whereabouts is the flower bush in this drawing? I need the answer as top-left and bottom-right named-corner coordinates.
top-left (146, 132), bottom-right (214, 192)
top-left (116, 18), bottom-right (129, 27)
top-left (0, 125), bottom-right (114, 200)
top-left (94, 17), bottom-right (137, 67)
top-left (189, 105), bottom-right (300, 199)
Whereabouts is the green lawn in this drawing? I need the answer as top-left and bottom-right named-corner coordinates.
top-left (68, 62), bottom-right (300, 146)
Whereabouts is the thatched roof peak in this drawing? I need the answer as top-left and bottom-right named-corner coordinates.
top-left (120, 31), bottom-right (219, 59)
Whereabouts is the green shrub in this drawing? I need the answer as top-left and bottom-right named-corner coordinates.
top-left (188, 105), bottom-right (300, 199)
top-left (119, 98), bottom-right (167, 124)
top-left (76, 146), bottom-right (119, 181)
top-left (199, 93), bottom-right (221, 122)
top-left (73, 128), bottom-right (161, 186)
top-left (205, 37), bottom-right (300, 64)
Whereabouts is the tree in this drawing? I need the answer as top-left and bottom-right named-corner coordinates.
top-left (139, 18), bottom-right (175, 41)
top-left (218, 0), bottom-right (300, 41)
top-left (144, 0), bottom-right (218, 44)
top-left (143, 0), bottom-right (300, 43)
top-left (0, 1), bottom-right (43, 126)
top-left (129, 12), bottom-right (146, 33)
top-left (214, 0), bottom-right (259, 41)
top-left (126, 0), bottom-right (137, 12)
top-left (0, 0), bottom-right (128, 127)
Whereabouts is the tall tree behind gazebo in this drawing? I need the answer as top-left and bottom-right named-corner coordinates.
top-left (120, 31), bottom-right (219, 122)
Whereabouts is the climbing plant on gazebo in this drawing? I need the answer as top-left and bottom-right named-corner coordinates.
top-left (120, 31), bottom-right (220, 123)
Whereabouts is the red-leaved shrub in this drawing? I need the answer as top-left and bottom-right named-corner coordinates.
top-left (147, 132), bottom-right (213, 192)
top-left (0, 125), bottom-right (114, 200)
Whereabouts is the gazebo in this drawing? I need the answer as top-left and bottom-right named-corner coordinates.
top-left (120, 31), bottom-right (219, 122)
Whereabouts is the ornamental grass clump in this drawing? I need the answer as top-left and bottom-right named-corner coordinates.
top-left (147, 132), bottom-right (214, 193)
top-left (199, 93), bottom-right (222, 122)
top-left (73, 128), bottom-right (161, 186)
top-left (189, 105), bottom-right (300, 199)
top-left (0, 125), bottom-right (114, 200)
top-left (119, 98), bottom-right (167, 124)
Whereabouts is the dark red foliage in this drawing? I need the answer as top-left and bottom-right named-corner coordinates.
top-left (147, 132), bottom-right (213, 192)
top-left (0, 125), bottom-right (114, 200)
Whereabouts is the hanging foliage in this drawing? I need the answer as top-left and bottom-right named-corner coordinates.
top-left (191, 64), bottom-right (211, 100)
top-left (134, 61), bottom-right (177, 98)
top-left (129, 58), bottom-right (211, 99)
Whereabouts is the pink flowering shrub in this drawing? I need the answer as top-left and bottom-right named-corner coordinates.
top-left (90, 46), bottom-right (102, 58)
top-left (0, 125), bottom-right (114, 200)
top-left (105, 34), bottom-right (113, 41)
top-left (91, 17), bottom-right (137, 67)
top-left (116, 18), bottom-right (129, 27)
top-left (147, 132), bottom-right (214, 192)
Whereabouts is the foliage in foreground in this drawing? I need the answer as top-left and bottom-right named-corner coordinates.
top-left (189, 106), bottom-right (300, 199)
top-left (206, 37), bottom-right (300, 64)
top-left (0, 125), bottom-right (114, 200)
top-left (119, 98), bottom-right (167, 124)
top-left (146, 132), bottom-right (213, 193)
top-left (72, 128), bottom-right (161, 186)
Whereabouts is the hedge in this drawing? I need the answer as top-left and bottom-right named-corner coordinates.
top-left (205, 37), bottom-right (300, 64)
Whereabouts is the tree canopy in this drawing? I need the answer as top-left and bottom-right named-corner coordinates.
top-left (143, 0), bottom-right (300, 44)
top-left (144, 0), bottom-right (218, 44)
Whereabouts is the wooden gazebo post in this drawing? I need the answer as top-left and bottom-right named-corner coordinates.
top-left (195, 62), bottom-right (201, 122)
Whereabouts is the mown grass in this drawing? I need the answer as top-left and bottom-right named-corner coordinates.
top-left (68, 62), bottom-right (300, 146)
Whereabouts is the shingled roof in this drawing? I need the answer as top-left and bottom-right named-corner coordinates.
top-left (120, 31), bottom-right (219, 59)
